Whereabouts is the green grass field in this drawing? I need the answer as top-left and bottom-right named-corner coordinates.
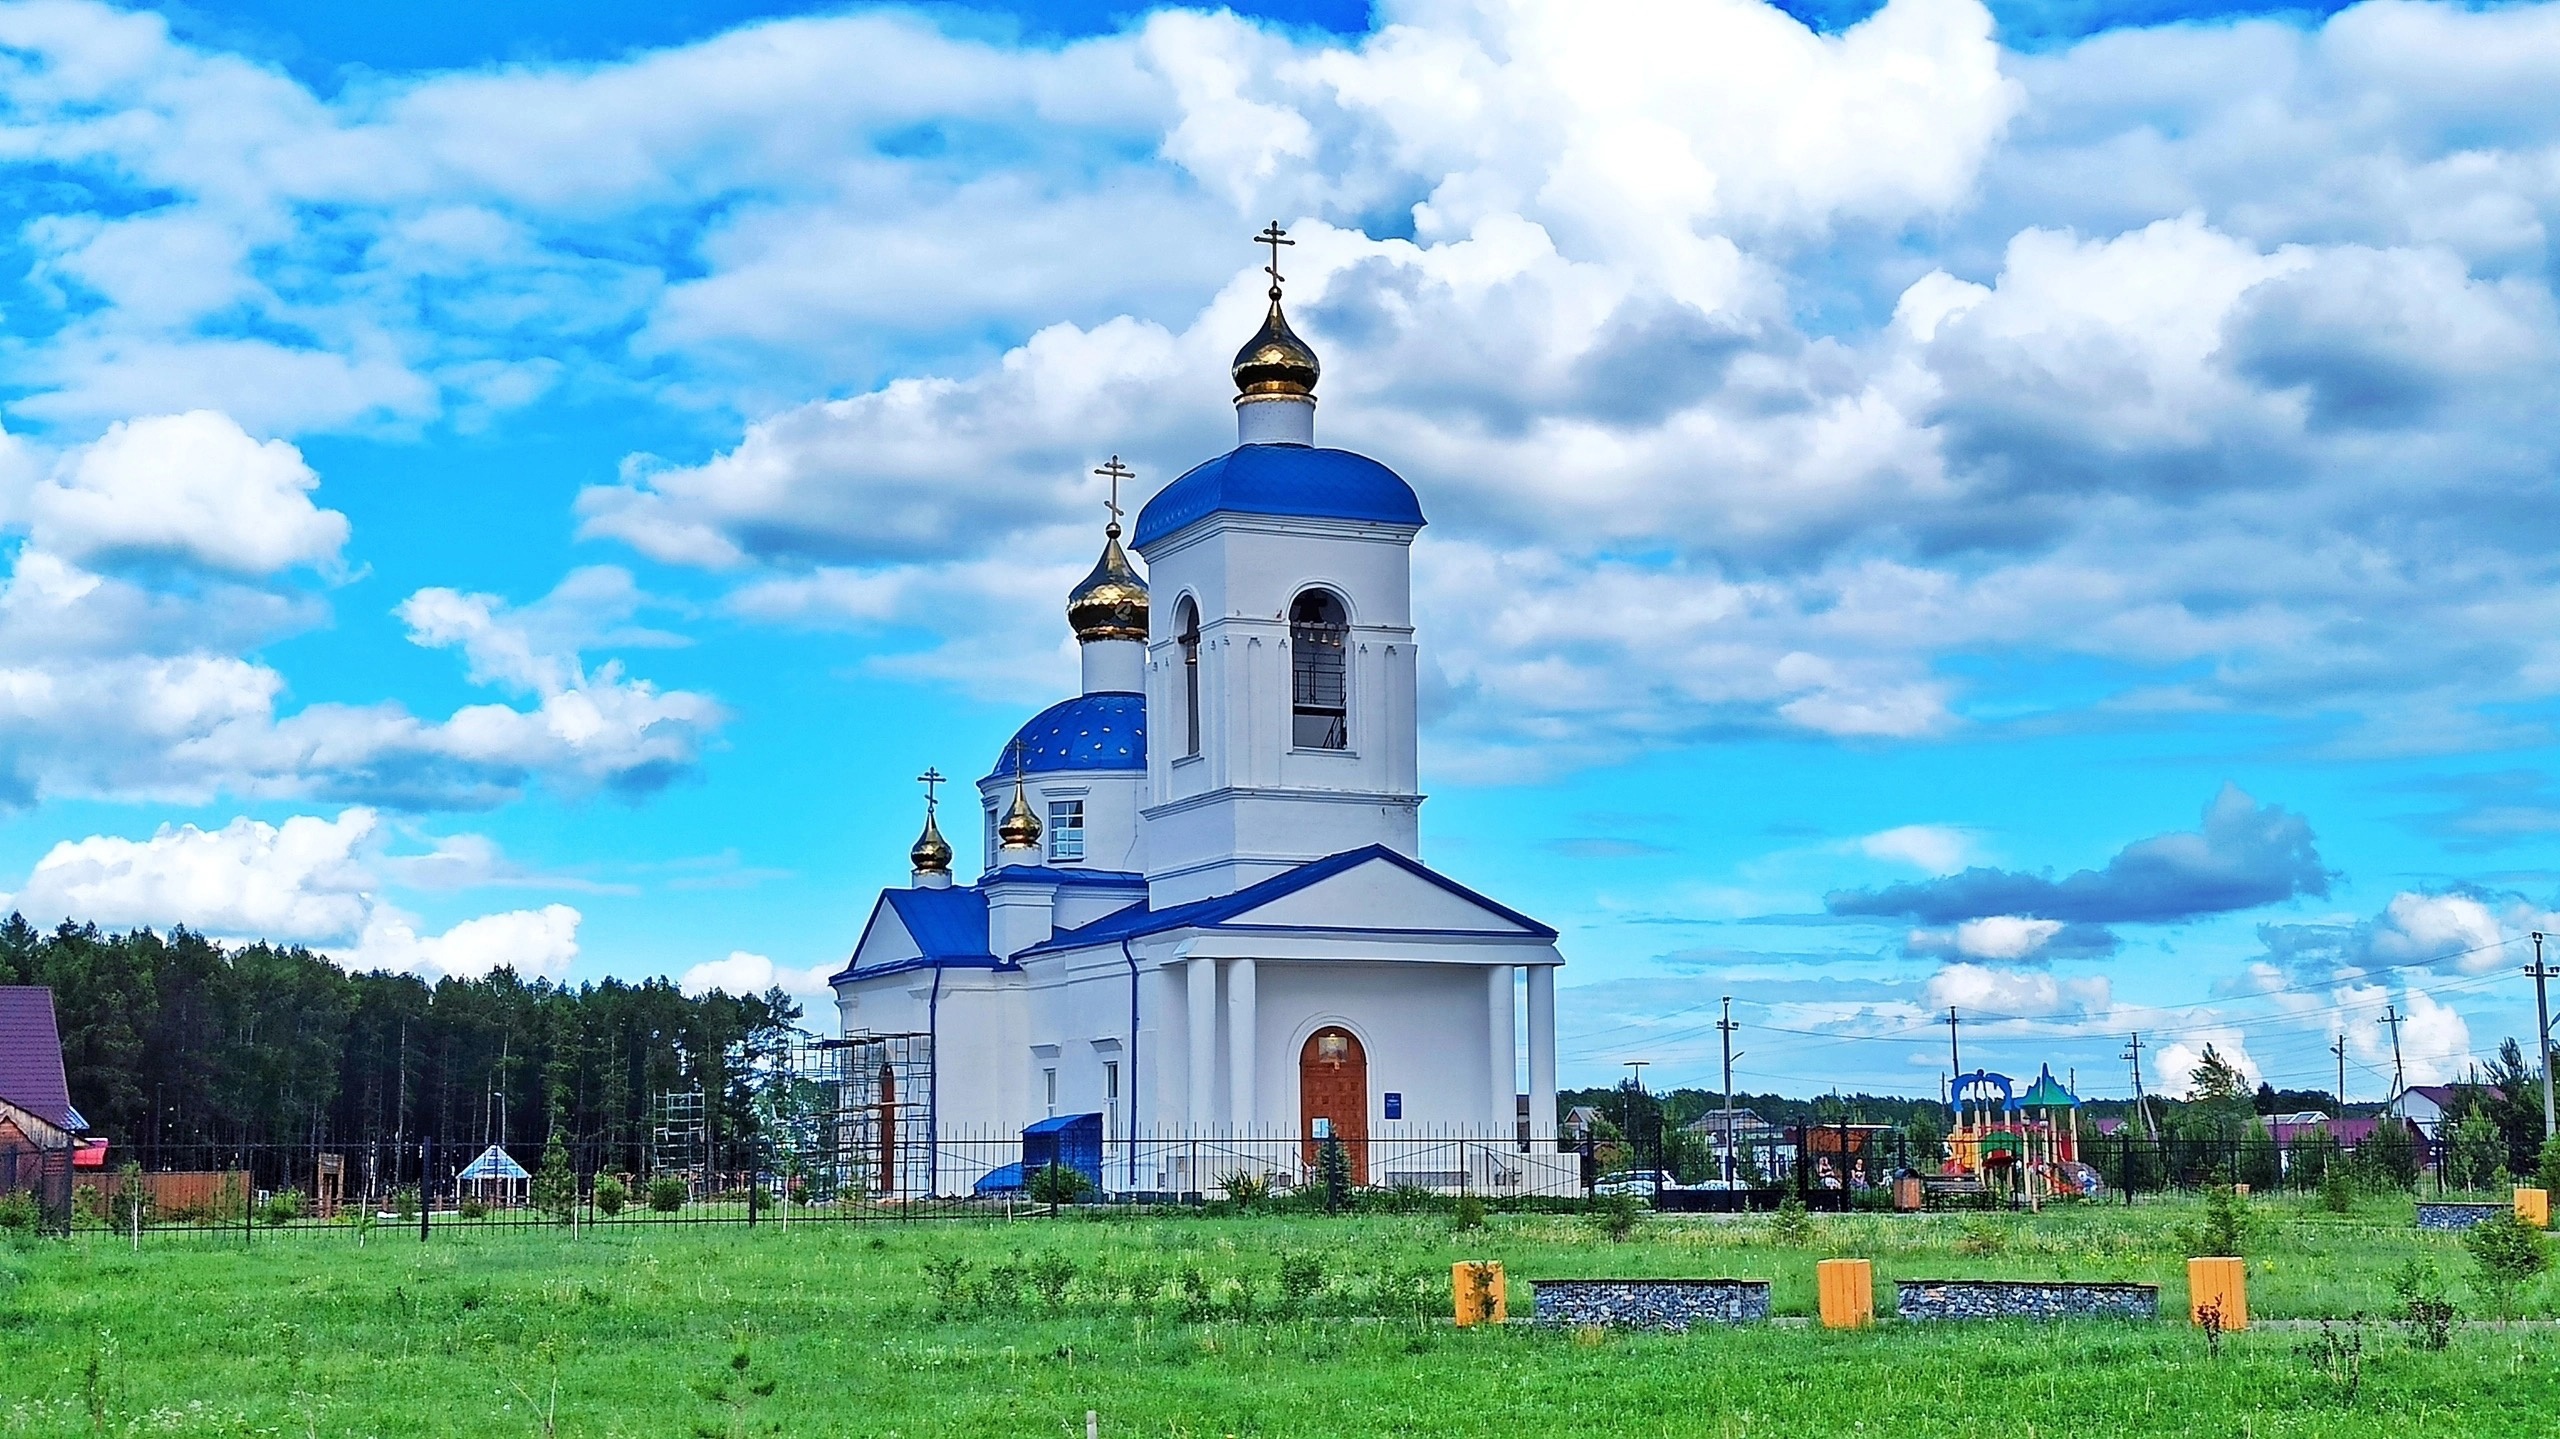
top-left (2, 1196), bottom-right (2552, 1437)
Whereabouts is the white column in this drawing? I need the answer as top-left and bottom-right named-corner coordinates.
top-left (1487, 964), bottom-right (1516, 1138)
top-left (1227, 958), bottom-right (1257, 1133)
top-left (1527, 964), bottom-right (1557, 1140)
top-left (1186, 954), bottom-right (1217, 1129)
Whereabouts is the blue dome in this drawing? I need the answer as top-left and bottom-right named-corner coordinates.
top-left (986, 692), bottom-right (1146, 782)
top-left (1129, 444), bottom-right (1425, 551)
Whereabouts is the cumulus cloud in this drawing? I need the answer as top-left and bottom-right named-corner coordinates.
top-left (1858, 824), bottom-right (1973, 873)
top-left (0, 808), bottom-right (583, 982)
top-left (1830, 784), bottom-right (2328, 928)
top-left (29, 412), bottom-right (348, 574)
top-left (678, 950), bottom-right (837, 1002)
top-left (2258, 887), bottom-right (2557, 981)
top-left (1921, 962), bottom-right (2112, 1018)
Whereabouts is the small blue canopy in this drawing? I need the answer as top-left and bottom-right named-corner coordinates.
top-left (456, 1145), bottom-right (530, 1182)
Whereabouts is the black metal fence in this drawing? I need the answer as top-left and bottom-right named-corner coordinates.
top-left (4, 1125), bottom-right (2470, 1239)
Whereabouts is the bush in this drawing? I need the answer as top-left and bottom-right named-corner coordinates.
top-left (593, 1176), bottom-right (628, 1217)
top-left (1277, 1253), bottom-right (1326, 1311)
top-left (457, 1195), bottom-right (489, 1220)
top-left (647, 1177), bottom-right (687, 1213)
top-left (259, 1191), bottom-right (303, 1226)
top-left (1595, 1190), bottom-right (1643, 1242)
top-left (2462, 1211), bottom-right (2552, 1316)
top-left (1028, 1251), bottom-right (1077, 1309)
top-left (2318, 1165), bottom-right (2354, 1214)
top-left (2444, 1111), bottom-right (2505, 1194)
top-left (1452, 1193), bottom-right (1487, 1232)
top-left (1316, 1137), bottom-right (1353, 1214)
top-left (1215, 1170), bottom-right (1270, 1208)
top-left (1954, 1217), bottom-right (2008, 1257)
top-left (2187, 1183), bottom-right (2249, 1257)
top-left (1769, 1195), bottom-right (1815, 1248)
top-left (531, 1131), bottom-right (577, 1224)
top-left (0, 1191), bottom-right (38, 1232)
top-left (2539, 1134), bottom-right (2560, 1197)
top-left (391, 1186), bottom-right (419, 1222)
top-left (1026, 1163), bottom-right (1092, 1213)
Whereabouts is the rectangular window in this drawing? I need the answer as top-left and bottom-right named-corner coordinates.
top-left (1104, 1061), bottom-right (1120, 1143)
top-left (1044, 1067), bottom-right (1059, 1118)
top-left (1047, 800), bottom-right (1085, 861)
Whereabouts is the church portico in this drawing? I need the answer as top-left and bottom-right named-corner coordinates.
top-left (829, 226), bottom-right (1572, 1196)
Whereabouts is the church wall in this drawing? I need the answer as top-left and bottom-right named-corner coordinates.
top-left (974, 769), bottom-right (1146, 876)
top-left (1242, 961), bottom-right (1509, 1137)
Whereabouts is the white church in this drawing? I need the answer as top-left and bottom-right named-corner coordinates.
top-left (829, 235), bottom-right (1569, 1196)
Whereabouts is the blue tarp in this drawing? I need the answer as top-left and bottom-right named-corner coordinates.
top-left (972, 1162), bottom-right (1026, 1195)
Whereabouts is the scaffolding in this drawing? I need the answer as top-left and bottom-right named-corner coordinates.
top-left (751, 1033), bottom-right (933, 1204)
top-left (649, 1088), bottom-right (708, 1195)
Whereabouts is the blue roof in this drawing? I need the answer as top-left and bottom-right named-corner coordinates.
top-left (1018, 844), bottom-right (1556, 958)
top-left (833, 886), bottom-right (1007, 983)
top-left (1130, 444), bottom-right (1425, 551)
top-left (983, 865), bottom-right (1146, 888)
top-left (987, 692), bottom-right (1145, 783)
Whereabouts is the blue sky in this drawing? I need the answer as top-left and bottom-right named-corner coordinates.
top-left (1, 0), bottom-right (2557, 1103)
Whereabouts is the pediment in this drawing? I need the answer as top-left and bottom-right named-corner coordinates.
top-left (1226, 855), bottom-right (1542, 935)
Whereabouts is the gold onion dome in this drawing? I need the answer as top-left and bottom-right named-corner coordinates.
top-left (1231, 291), bottom-right (1320, 397)
top-left (998, 775), bottom-right (1043, 849)
top-left (1066, 527), bottom-right (1148, 642)
top-left (909, 805), bottom-right (952, 874)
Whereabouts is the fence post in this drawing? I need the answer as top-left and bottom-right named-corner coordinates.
top-left (2122, 1132), bottom-right (2133, 1207)
top-left (419, 1137), bottom-right (432, 1243)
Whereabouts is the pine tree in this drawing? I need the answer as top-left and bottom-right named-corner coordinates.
top-left (531, 1125), bottom-right (577, 1225)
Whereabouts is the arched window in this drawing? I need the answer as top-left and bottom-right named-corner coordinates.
top-left (1289, 589), bottom-right (1349, 750)
top-left (1176, 598), bottom-right (1202, 758)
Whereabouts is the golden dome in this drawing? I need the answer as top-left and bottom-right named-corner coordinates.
top-left (998, 774), bottom-right (1042, 850)
top-left (1067, 528), bottom-right (1148, 642)
top-left (909, 805), bottom-right (951, 874)
top-left (1231, 293), bottom-right (1320, 398)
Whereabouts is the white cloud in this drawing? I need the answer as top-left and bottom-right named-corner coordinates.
top-left (678, 950), bottom-right (836, 1002)
top-left (0, 807), bottom-right (583, 983)
top-left (1921, 962), bottom-right (2111, 1017)
top-left (1858, 824), bottom-right (1973, 874)
top-left (2160, 1034), bottom-right (2263, 1095)
top-left (30, 411), bottom-right (347, 574)
top-left (348, 902), bottom-right (581, 982)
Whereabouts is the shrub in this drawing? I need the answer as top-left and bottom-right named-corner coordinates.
top-left (1026, 1163), bottom-right (1091, 1214)
top-left (593, 1176), bottom-right (628, 1217)
top-left (1769, 1195), bottom-right (1815, 1248)
top-left (2352, 1123), bottom-right (2419, 1192)
top-left (2318, 1165), bottom-right (2354, 1214)
top-left (2539, 1134), bottom-right (2560, 1197)
top-left (458, 1195), bottom-right (489, 1220)
top-left (921, 1255), bottom-right (974, 1318)
top-left (2444, 1111), bottom-right (2505, 1194)
top-left (647, 1177), bottom-right (688, 1213)
top-left (1595, 1191), bottom-right (1642, 1242)
top-left (1277, 1253), bottom-right (1326, 1311)
top-left (1215, 1170), bottom-right (1269, 1208)
top-left (1028, 1251), bottom-right (1077, 1310)
top-left (2388, 1257), bottom-right (2455, 1349)
top-left (2187, 1183), bottom-right (2249, 1257)
top-left (1954, 1217), bottom-right (2008, 1257)
top-left (0, 1191), bottom-right (38, 1232)
top-left (1316, 1137), bottom-right (1353, 1214)
top-left (531, 1131), bottom-right (577, 1224)
top-left (1452, 1193), bottom-right (1487, 1232)
top-left (260, 1191), bottom-right (303, 1227)
top-left (391, 1186), bottom-right (419, 1222)
top-left (2462, 1211), bottom-right (2552, 1316)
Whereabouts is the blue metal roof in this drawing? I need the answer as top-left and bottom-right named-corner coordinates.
top-left (832, 887), bottom-right (1008, 984)
top-left (1018, 844), bottom-right (1557, 958)
top-left (987, 692), bottom-right (1145, 782)
top-left (982, 865), bottom-right (1147, 888)
top-left (1130, 444), bottom-right (1425, 551)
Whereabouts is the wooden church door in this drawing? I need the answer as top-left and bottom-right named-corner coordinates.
top-left (1298, 1027), bottom-right (1369, 1184)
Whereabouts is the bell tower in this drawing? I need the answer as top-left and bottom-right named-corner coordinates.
top-left (1130, 224), bottom-right (1426, 907)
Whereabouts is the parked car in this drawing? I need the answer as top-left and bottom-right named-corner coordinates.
top-left (1593, 1170), bottom-right (1671, 1197)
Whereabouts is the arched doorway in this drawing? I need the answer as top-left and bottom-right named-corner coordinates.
top-left (1298, 1027), bottom-right (1369, 1184)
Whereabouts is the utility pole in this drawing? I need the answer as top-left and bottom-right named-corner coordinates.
top-left (1945, 1007), bottom-right (1963, 1116)
top-left (2332, 1034), bottom-right (2348, 1114)
top-left (1720, 993), bottom-right (1740, 1182)
top-left (2123, 1032), bottom-right (2156, 1140)
top-left (2379, 1006), bottom-right (2407, 1101)
top-left (1623, 1060), bottom-right (1650, 1175)
top-left (2531, 932), bottom-right (2555, 1140)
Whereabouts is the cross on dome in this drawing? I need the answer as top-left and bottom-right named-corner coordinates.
top-left (1095, 455), bottom-right (1135, 537)
top-left (1255, 220), bottom-right (1293, 300)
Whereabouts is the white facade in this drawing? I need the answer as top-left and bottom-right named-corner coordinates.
top-left (830, 286), bottom-right (1567, 1196)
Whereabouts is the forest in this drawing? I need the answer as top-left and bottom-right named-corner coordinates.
top-left (0, 916), bottom-right (799, 1169)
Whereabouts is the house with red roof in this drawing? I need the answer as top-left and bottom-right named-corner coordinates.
top-left (1, 986), bottom-right (87, 1224)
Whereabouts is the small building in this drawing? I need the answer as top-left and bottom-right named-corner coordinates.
top-left (0, 987), bottom-right (86, 1228)
top-left (455, 1145), bottom-right (531, 1206)
top-left (2386, 1085), bottom-right (2460, 1139)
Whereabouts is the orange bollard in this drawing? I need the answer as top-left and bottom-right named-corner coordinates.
top-left (1817, 1258), bottom-right (1874, 1329)
top-left (2187, 1256), bottom-right (2248, 1331)
top-left (2517, 1188), bottom-right (2550, 1229)
top-left (1452, 1261), bottom-right (1506, 1326)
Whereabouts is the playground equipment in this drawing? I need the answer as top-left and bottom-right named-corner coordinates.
top-left (1945, 1066), bottom-right (2102, 1205)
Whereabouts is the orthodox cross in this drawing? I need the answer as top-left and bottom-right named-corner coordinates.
top-left (1094, 455), bottom-right (1135, 536)
top-left (916, 766), bottom-right (945, 812)
top-left (1255, 220), bottom-right (1293, 298)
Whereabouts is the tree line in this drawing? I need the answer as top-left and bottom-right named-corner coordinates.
top-left (0, 916), bottom-right (800, 1172)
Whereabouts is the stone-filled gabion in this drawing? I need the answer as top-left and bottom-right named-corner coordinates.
top-left (1895, 1281), bottom-right (2158, 1321)
top-left (2416, 1203), bottom-right (2507, 1231)
top-left (1530, 1279), bottom-right (1772, 1330)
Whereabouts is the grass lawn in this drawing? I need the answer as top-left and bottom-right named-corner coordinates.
top-left (2, 1195), bottom-right (2552, 1436)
